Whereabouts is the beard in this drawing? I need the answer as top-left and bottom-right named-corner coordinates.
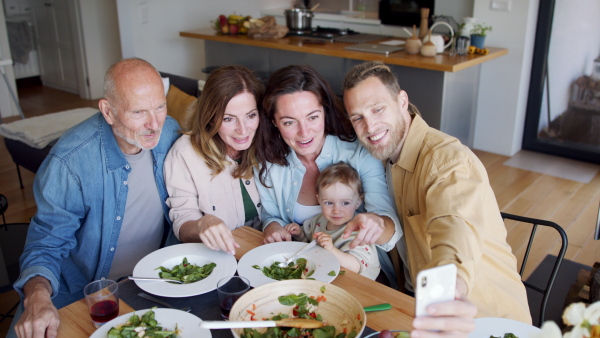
top-left (113, 127), bottom-right (162, 151)
top-left (358, 119), bottom-right (406, 161)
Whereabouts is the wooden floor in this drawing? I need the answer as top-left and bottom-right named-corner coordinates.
top-left (0, 83), bottom-right (599, 335)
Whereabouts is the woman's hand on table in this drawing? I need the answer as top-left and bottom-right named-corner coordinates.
top-left (263, 222), bottom-right (292, 244)
top-left (16, 276), bottom-right (60, 338)
top-left (411, 276), bottom-right (477, 337)
top-left (341, 212), bottom-right (385, 249)
top-left (197, 214), bottom-right (239, 255)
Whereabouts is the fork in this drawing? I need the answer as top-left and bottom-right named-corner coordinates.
top-left (137, 292), bottom-right (192, 312)
top-left (278, 240), bottom-right (317, 267)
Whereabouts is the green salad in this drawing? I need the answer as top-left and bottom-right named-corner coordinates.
top-left (491, 334), bottom-right (518, 338)
top-left (107, 309), bottom-right (178, 338)
top-left (252, 258), bottom-right (314, 280)
top-left (156, 257), bottom-right (216, 284)
top-left (241, 293), bottom-right (358, 338)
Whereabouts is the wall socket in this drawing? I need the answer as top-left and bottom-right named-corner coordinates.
top-left (490, 0), bottom-right (511, 11)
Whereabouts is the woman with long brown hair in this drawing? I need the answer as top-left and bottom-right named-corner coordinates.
top-left (164, 65), bottom-right (263, 255)
top-left (254, 65), bottom-right (401, 252)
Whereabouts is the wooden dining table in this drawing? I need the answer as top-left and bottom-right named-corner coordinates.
top-left (56, 226), bottom-right (416, 336)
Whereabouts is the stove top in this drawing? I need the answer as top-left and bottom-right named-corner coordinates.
top-left (287, 26), bottom-right (359, 40)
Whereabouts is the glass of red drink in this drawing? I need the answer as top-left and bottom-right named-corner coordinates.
top-left (217, 276), bottom-right (251, 320)
top-left (84, 279), bottom-right (120, 328)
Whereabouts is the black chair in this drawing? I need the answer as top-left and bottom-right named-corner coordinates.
top-left (0, 194), bottom-right (30, 325)
top-left (500, 212), bottom-right (568, 326)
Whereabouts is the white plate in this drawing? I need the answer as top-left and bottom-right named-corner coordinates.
top-left (237, 242), bottom-right (340, 288)
top-left (132, 243), bottom-right (237, 297)
top-left (469, 317), bottom-right (541, 338)
top-left (90, 308), bottom-right (210, 338)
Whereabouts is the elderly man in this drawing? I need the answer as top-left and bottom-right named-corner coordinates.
top-left (9, 58), bottom-right (181, 338)
top-left (342, 61), bottom-right (531, 336)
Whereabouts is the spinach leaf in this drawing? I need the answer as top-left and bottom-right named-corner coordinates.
top-left (156, 257), bottom-right (216, 284)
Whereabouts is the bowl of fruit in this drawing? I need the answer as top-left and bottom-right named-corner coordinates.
top-left (213, 13), bottom-right (265, 35)
top-left (229, 279), bottom-right (366, 338)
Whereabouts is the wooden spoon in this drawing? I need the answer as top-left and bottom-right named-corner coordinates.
top-left (200, 318), bottom-right (324, 329)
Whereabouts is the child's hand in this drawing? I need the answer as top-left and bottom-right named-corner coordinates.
top-left (284, 223), bottom-right (302, 236)
top-left (314, 232), bottom-right (334, 251)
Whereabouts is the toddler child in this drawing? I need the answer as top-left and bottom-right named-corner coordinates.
top-left (285, 162), bottom-right (380, 280)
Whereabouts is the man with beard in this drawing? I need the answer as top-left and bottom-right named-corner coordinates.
top-left (9, 58), bottom-right (181, 338)
top-left (342, 61), bottom-right (531, 336)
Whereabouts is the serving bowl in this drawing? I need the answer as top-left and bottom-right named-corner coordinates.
top-left (229, 279), bottom-right (366, 338)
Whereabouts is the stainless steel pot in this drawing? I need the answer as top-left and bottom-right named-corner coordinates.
top-left (284, 8), bottom-right (314, 31)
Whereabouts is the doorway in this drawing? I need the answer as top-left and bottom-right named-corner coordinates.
top-left (522, 0), bottom-right (600, 164)
top-left (2, 0), bottom-right (89, 112)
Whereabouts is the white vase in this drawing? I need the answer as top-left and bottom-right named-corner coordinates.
top-left (461, 17), bottom-right (476, 37)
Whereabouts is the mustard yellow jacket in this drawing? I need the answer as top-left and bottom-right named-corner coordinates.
top-left (389, 114), bottom-right (531, 323)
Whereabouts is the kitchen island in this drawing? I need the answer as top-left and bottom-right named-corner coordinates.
top-left (180, 29), bottom-right (508, 146)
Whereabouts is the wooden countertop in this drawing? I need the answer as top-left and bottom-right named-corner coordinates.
top-left (180, 29), bottom-right (507, 72)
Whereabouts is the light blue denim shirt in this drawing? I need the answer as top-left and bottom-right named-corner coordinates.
top-left (13, 113), bottom-right (181, 308)
top-left (254, 135), bottom-right (401, 251)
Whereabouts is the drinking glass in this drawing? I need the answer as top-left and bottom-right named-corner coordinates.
top-left (456, 36), bottom-right (470, 56)
top-left (217, 276), bottom-right (251, 320)
top-left (84, 279), bottom-right (119, 328)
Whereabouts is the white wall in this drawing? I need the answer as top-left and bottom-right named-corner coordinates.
top-left (472, 0), bottom-right (539, 156)
top-left (436, 0), bottom-right (474, 22)
top-left (79, 1), bottom-right (122, 99)
top-left (116, 0), bottom-right (287, 80)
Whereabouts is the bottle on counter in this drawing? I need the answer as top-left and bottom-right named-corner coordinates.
top-left (405, 25), bottom-right (422, 55)
top-left (419, 8), bottom-right (430, 40)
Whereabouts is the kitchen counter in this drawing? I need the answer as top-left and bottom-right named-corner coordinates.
top-left (180, 28), bottom-right (508, 147)
top-left (180, 29), bottom-right (507, 73)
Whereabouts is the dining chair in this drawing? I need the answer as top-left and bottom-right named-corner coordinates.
top-left (500, 212), bottom-right (568, 326)
top-left (0, 222), bottom-right (30, 325)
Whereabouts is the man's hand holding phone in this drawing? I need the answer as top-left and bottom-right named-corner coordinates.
top-left (412, 264), bottom-right (477, 337)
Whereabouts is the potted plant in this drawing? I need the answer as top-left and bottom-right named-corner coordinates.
top-left (470, 23), bottom-right (492, 49)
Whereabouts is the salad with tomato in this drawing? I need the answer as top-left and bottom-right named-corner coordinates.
top-left (241, 291), bottom-right (358, 338)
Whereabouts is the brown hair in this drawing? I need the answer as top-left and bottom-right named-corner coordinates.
top-left (317, 162), bottom-right (364, 200)
top-left (186, 65), bottom-right (263, 179)
top-left (256, 65), bottom-right (356, 185)
top-left (343, 61), bottom-right (421, 115)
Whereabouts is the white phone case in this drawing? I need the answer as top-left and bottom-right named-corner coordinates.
top-left (415, 263), bottom-right (457, 317)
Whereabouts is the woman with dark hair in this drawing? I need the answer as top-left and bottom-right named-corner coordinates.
top-left (254, 65), bottom-right (400, 251)
top-left (164, 65), bottom-right (263, 255)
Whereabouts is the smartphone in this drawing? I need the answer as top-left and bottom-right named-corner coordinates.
top-left (415, 263), bottom-right (457, 317)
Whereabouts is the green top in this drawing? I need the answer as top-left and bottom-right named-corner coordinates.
top-left (234, 158), bottom-right (258, 222)
top-left (239, 178), bottom-right (258, 222)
